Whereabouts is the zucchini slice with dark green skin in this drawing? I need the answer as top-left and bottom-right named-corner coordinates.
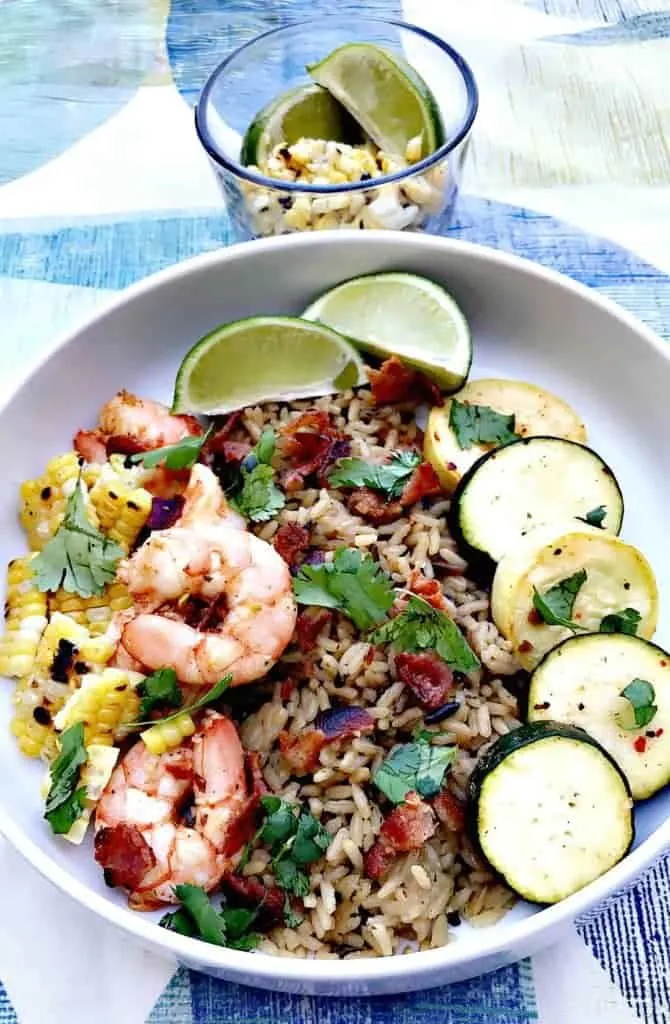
top-left (447, 436), bottom-right (624, 577)
top-left (528, 633), bottom-right (670, 800)
top-left (467, 721), bottom-right (634, 903)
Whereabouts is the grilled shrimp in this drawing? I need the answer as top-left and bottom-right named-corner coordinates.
top-left (116, 465), bottom-right (296, 686)
top-left (74, 390), bottom-right (202, 462)
top-left (94, 712), bottom-right (258, 909)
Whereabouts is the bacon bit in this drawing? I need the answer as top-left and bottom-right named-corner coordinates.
top-left (368, 356), bottom-right (443, 408)
top-left (634, 736), bottom-right (647, 754)
top-left (432, 790), bottom-right (466, 832)
top-left (220, 440), bottom-right (253, 463)
top-left (295, 608), bottom-right (332, 652)
top-left (273, 523), bottom-right (310, 568)
top-left (222, 875), bottom-right (285, 929)
top-left (347, 487), bottom-right (403, 525)
top-left (203, 411), bottom-right (245, 455)
top-left (73, 428), bottom-right (108, 464)
top-left (364, 792), bottom-right (437, 880)
top-left (657, 728), bottom-right (665, 737)
top-left (365, 645), bottom-right (375, 666)
top-left (527, 608), bottom-right (543, 626)
top-left (94, 824), bottom-right (156, 890)
top-left (409, 572), bottom-right (449, 611)
top-left (278, 730), bottom-right (326, 775)
top-left (280, 410), bottom-right (349, 490)
top-left (400, 462), bottom-right (443, 506)
top-left (395, 651), bottom-right (455, 711)
top-left (279, 678), bottom-right (297, 701)
top-left (518, 640), bottom-right (533, 654)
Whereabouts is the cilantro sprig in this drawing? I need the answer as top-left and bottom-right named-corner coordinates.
top-left (129, 674), bottom-right (231, 730)
top-left (600, 607), bottom-right (641, 636)
top-left (32, 480), bottom-right (124, 598)
top-left (449, 401), bottom-right (519, 450)
top-left (532, 570), bottom-right (588, 632)
top-left (44, 722), bottom-right (88, 835)
top-left (160, 883), bottom-right (261, 951)
top-left (369, 594), bottom-right (479, 674)
top-left (130, 426), bottom-right (212, 471)
top-left (293, 548), bottom-right (395, 630)
top-left (329, 450), bottom-right (421, 499)
top-left (373, 736), bottom-right (457, 806)
top-left (618, 678), bottom-right (658, 731)
top-left (137, 667), bottom-right (183, 720)
top-left (226, 427), bottom-right (285, 524)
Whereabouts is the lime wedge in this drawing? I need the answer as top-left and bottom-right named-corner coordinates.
top-left (302, 273), bottom-right (472, 392)
top-left (240, 83), bottom-right (363, 167)
top-left (172, 317), bottom-right (368, 415)
top-left (307, 43), bottom-right (444, 158)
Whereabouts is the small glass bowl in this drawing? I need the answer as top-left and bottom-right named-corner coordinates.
top-left (195, 17), bottom-right (478, 240)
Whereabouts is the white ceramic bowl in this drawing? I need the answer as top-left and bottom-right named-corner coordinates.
top-left (0, 232), bottom-right (668, 996)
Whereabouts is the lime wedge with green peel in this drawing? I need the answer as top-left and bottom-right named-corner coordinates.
top-left (307, 43), bottom-right (444, 159)
top-left (302, 273), bottom-right (472, 393)
top-left (240, 83), bottom-right (363, 167)
top-left (172, 317), bottom-right (367, 415)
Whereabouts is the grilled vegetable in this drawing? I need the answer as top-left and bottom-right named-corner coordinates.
top-left (468, 721), bottom-right (634, 903)
top-left (0, 555), bottom-right (48, 678)
top-left (41, 744), bottom-right (119, 844)
top-left (528, 634), bottom-right (670, 799)
top-left (49, 581), bottom-right (133, 636)
top-left (491, 521), bottom-right (657, 669)
top-left (54, 667), bottom-right (143, 746)
top-left (424, 379), bottom-right (586, 491)
top-left (448, 437), bottom-right (623, 576)
top-left (19, 452), bottom-right (86, 551)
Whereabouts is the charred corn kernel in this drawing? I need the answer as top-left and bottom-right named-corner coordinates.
top-left (35, 613), bottom-right (90, 677)
top-left (0, 556), bottom-right (48, 678)
top-left (142, 712), bottom-right (196, 755)
top-left (54, 667), bottom-right (143, 746)
top-left (40, 744), bottom-right (119, 843)
top-left (11, 675), bottom-right (61, 760)
top-left (49, 580), bottom-right (132, 637)
top-left (405, 134), bottom-right (423, 164)
top-left (20, 452), bottom-right (97, 550)
top-left (89, 473), bottom-right (152, 552)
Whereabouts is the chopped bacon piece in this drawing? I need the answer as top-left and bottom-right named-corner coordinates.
top-left (409, 572), bottom-right (449, 612)
top-left (223, 875), bottom-right (286, 929)
top-left (400, 462), bottom-right (443, 506)
top-left (395, 652), bottom-right (455, 710)
top-left (73, 429), bottom-right (107, 464)
top-left (279, 678), bottom-right (297, 701)
top-left (278, 730), bottom-right (327, 774)
top-left (432, 790), bottom-right (466, 833)
top-left (220, 440), bottom-right (253, 463)
top-left (295, 608), bottom-right (332, 652)
top-left (368, 356), bottom-right (443, 408)
top-left (94, 824), bottom-right (156, 890)
top-left (364, 792), bottom-right (437, 880)
top-left (273, 523), bottom-right (310, 568)
top-left (280, 410), bottom-right (349, 490)
top-left (204, 411), bottom-right (245, 454)
top-left (347, 488), bottom-right (403, 525)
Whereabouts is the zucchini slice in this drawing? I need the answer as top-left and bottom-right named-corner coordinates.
top-left (529, 634), bottom-right (670, 800)
top-left (424, 378), bottom-right (587, 492)
top-left (468, 721), bottom-right (634, 903)
top-left (448, 437), bottom-right (623, 575)
top-left (491, 521), bottom-right (658, 670)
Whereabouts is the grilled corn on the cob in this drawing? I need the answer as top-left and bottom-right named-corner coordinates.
top-left (142, 711), bottom-right (196, 755)
top-left (0, 555), bottom-right (48, 678)
top-left (53, 667), bottom-right (143, 746)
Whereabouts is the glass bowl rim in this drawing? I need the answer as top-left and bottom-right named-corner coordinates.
top-left (194, 15), bottom-right (479, 195)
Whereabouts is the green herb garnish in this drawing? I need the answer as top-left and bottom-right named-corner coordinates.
top-left (449, 401), bottom-right (519, 450)
top-left (329, 450), bottom-right (422, 499)
top-left (618, 678), bottom-right (658, 730)
top-left (600, 607), bottom-right (641, 636)
top-left (130, 426), bottom-right (212, 471)
top-left (44, 722), bottom-right (88, 835)
top-left (137, 667), bottom-right (183, 720)
top-left (160, 884), bottom-right (261, 951)
top-left (32, 480), bottom-right (124, 598)
top-left (577, 505), bottom-right (607, 529)
top-left (369, 594), bottom-right (479, 674)
top-left (227, 427), bottom-right (285, 524)
top-left (373, 737), bottom-right (457, 806)
top-left (293, 548), bottom-right (395, 630)
top-left (532, 570), bottom-right (588, 632)
top-left (130, 674), bottom-right (231, 730)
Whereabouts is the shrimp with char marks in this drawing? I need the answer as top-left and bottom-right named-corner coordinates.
top-left (74, 390), bottom-right (203, 463)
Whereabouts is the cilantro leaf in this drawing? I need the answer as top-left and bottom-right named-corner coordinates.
top-left (32, 480), bottom-right (124, 598)
top-left (252, 427), bottom-right (276, 466)
top-left (259, 795), bottom-right (298, 846)
top-left (273, 858), bottom-right (310, 897)
top-left (283, 894), bottom-right (303, 928)
top-left (242, 797), bottom-right (331, 900)
top-left (130, 426), bottom-right (212, 471)
top-left (227, 428), bottom-right (286, 524)
top-left (219, 906), bottom-right (261, 950)
top-left (293, 548), bottom-right (395, 630)
top-left (130, 674), bottom-right (231, 730)
top-left (164, 885), bottom-right (262, 949)
top-left (600, 607), bottom-right (641, 636)
top-left (532, 570), bottom-right (588, 631)
top-left (137, 667), bottom-right (183, 720)
top-left (329, 449), bottom-right (422, 499)
top-left (159, 908), bottom-right (198, 938)
top-left (174, 884), bottom-right (228, 945)
top-left (373, 739), bottom-right (457, 805)
top-left (44, 722), bottom-right (88, 834)
top-left (291, 813), bottom-right (332, 866)
top-left (577, 505), bottom-right (607, 529)
top-left (618, 678), bottom-right (658, 730)
top-left (369, 595), bottom-right (479, 674)
top-left (449, 401), bottom-right (519, 450)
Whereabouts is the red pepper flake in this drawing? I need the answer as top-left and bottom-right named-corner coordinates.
top-left (657, 728), bottom-right (664, 737)
top-left (518, 640), bottom-right (533, 654)
top-left (527, 609), bottom-right (543, 626)
top-left (634, 736), bottom-right (647, 754)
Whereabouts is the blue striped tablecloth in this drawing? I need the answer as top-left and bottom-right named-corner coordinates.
top-left (0, 0), bottom-right (669, 1021)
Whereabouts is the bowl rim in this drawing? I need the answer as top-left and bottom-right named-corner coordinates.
top-left (1, 230), bottom-right (668, 987)
top-left (194, 15), bottom-right (479, 195)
